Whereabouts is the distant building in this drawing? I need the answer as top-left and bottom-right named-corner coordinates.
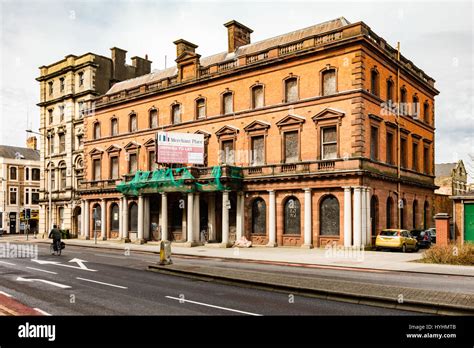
top-left (435, 161), bottom-right (468, 196)
top-left (36, 48), bottom-right (152, 237)
top-left (0, 138), bottom-right (40, 234)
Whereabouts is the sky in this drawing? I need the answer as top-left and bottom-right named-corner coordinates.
top-left (0, 0), bottom-right (473, 179)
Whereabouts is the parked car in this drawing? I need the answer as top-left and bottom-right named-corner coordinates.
top-left (425, 228), bottom-right (436, 243)
top-left (375, 229), bottom-right (418, 252)
top-left (410, 229), bottom-right (432, 248)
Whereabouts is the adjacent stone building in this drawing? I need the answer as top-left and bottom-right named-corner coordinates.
top-left (36, 48), bottom-right (151, 237)
top-left (0, 138), bottom-right (40, 234)
top-left (79, 18), bottom-right (439, 248)
top-left (435, 160), bottom-right (468, 196)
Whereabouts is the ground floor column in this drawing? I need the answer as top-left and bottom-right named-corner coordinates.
top-left (137, 195), bottom-right (144, 244)
top-left (236, 192), bottom-right (244, 240)
top-left (143, 196), bottom-right (150, 241)
top-left (194, 192), bottom-right (200, 242)
top-left (366, 188), bottom-right (372, 246)
top-left (101, 199), bottom-right (106, 240)
top-left (222, 190), bottom-right (230, 247)
top-left (208, 193), bottom-right (216, 241)
top-left (267, 190), bottom-right (277, 247)
top-left (161, 193), bottom-right (168, 241)
top-left (118, 198), bottom-right (123, 239)
top-left (353, 187), bottom-right (362, 247)
top-left (185, 192), bottom-right (195, 246)
top-left (343, 187), bottom-right (352, 247)
top-left (302, 188), bottom-right (312, 248)
top-left (122, 196), bottom-right (129, 242)
top-left (361, 187), bottom-right (367, 246)
top-left (84, 200), bottom-right (90, 240)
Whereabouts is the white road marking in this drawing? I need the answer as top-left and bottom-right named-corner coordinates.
top-left (34, 308), bottom-right (52, 316)
top-left (0, 291), bottom-right (13, 298)
top-left (0, 260), bottom-right (16, 266)
top-left (26, 267), bottom-right (58, 275)
top-left (16, 277), bottom-right (71, 289)
top-left (68, 258), bottom-right (90, 270)
top-left (76, 277), bottom-right (128, 289)
top-left (165, 296), bottom-right (262, 316)
top-left (31, 258), bottom-right (97, 272)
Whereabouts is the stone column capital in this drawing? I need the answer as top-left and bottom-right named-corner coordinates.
top-left (303, 188), bottom-right (311, 192)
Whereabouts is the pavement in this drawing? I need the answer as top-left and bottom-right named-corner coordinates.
top-left (6, 234), bottom-right (473, 277)
top-left (0, 242), bottom-right (419, 316)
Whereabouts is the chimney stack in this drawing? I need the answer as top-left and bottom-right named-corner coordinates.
top-left (173, 39), bottom-right (198, 58)
top-left (224, 20), bottom-right (253, 53)
top-left (131, 56), bottom-right (152, 76)
top-left (27, 136), bottom-right (37, 151)
top-left (110, 47), bottom-right (128, 81)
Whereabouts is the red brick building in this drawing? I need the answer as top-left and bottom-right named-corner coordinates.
top-left (79, 17), bottom-right (438, 248)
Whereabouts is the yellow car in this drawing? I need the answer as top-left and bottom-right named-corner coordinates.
top-left (375, 229), bottom-right (419, 252)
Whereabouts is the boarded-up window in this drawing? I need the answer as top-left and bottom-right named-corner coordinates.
top-left (94, 122), bottom-right (100, 139)
top-left (110, 156), bottom-right (119, 179)
top-left (93, 159), bottom-right (101, 181)
top-left (129, 203), bottom-right (138, 232)
top-left (221, 140), bottom-right (234, 165)
top-left (172, 104), bottom-right (181, 124)
top-left (129, 114), bottom-right (137, 132)
top-left (321, 126), bottom-right (337, 160)
top-left (111, 204), bottom-right (119, 231)
top-left (223, 92), bottom-right (233, 114)
top-left (412, 142), bottom-right (419, 172)
top-left (284, 131), bottom-right (298, 163)
top-left (322, 69), bottom-right (336, 96)
top-left (196, 99), bottom-right (206, 119)
top-left (401, 138), bottom-right (407, 168)
top-left (252, 85), bottom-right (264, 109)
top-left (370, 126), bottom-right (379, 160)
top-left (423, 146), bottom-right (430, 174)
top-left (320, 195), bottom-right (340, 236)
top-left (370, 70), bottom-right (379, 96)
top-left (284, 197), bottom-right (300, 234)
top-left (129, 153), bottom-right (137, 173)
top-left (285, 78), bottom-right (298, 102)
top-left (150, 109), bottom-right (158, 128)
top-left (111, 119), bottom-right (118, 136)
top-left (252, 198), bottom-right (266, 234)
top-left (386, 132), bottom-right (394, 164)
top-left (251, 136), bottom-right (264, 166)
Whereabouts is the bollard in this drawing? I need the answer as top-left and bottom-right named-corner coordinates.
top-left (159, 240), bottom-right (172, 265)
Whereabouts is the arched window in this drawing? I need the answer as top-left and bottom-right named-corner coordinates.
top-left (423, 101), bottom-right (430, 124)
top-left (195, 99), bottom-right (206, 119)
top-left (401, 198), bottom-right (407, 229)
top-left (92, 203), bottom-right (101, 234)
top-left (322, 68), bottom-right (336, 96)
top-left (111, 118), bottom-right (118, 136)
top-left (400, 87), bottom-right (407, 114)
top-left (93, 122), bottom-right (100, 140)
top-left (371, 196), bottom-right (379, 237)
top-left (370, 68), bottom-right (379, 96)
top-left (284, 77), bottom-right (298, 102)
top-left (251, 85), bottom-right (264, 109)
top-left (423, 201), bottom-right (429, 230)
top-left (110, 203), bottom-right (120, 232)
top-left (412, 200), bottom-right (418, 229)
top-left (284, 196), bottom-right (300, 234)
top-left (129, 113), bottom-right (137, 132)
top-left (251, 198), bottom-right (266, 234)
top-left (59, 162), bottom-right (66, 190)
top-left (386, 197), bottom-right (393, 229)
top-left (222, 92), bottom-right (233, 114)
top-left (320, 195), bottom-right (340, 236)
top-left (149, 109), bottom-right (158, 128)
top-left (386, 78), bottom-right (394, 104)
top-left (171, 104), bottom-right (181, 124)
top-left (412, 95), bottom-right (419, 118)
top-left (129, 202), bottom-right (138, 232)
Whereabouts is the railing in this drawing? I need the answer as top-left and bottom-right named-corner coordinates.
top-left (200, 67), bottom-right (210, 76)
top-left (80, 179), bottom-right (122, 189)
top-left (318, 160), bottom-right (335, 170)
top-left (218, 60), bottom-right (238, 72)
top-left (279, 41), bottom-right (304, 55)
top-left (315, 31), bottom-right (342, 45)
top-left (246, 51), bottom-right (268, 64)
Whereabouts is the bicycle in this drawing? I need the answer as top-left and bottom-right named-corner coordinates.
top-left (50, 240), bottom-right (62, 256)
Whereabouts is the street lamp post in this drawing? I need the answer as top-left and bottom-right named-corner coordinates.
top-left (26, 129), bottom-right (52, 238)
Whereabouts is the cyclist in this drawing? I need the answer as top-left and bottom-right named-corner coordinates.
top-left (48, 224), bottom-right (62, 253)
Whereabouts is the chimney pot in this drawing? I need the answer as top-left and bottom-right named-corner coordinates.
top-left (224, 20), bottom-right (253, 52)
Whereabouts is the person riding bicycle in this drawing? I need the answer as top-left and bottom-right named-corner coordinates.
top-left (48, 225), bottom-right (61, 251)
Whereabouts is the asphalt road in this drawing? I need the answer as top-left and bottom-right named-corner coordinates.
top-left (0, 242), bottom-right (424, 316)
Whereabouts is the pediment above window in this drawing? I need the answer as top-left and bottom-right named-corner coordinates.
top-left (176, 51), bottom-right (201, 63)
top-left (312, 108), bottom-right (345, 125)
top-left (194, 130), bottom-right (211, 140)
top-left (143, 138), bottom-right (155, 148)
top-left (89, 148), bottom-right (103, 156)
top-left (244, 120), bottom-right (271, 133)
top-left (124, 141), bottom-right (141, 151)
top-left (215, 125), bottom-right (239, 137)
top-left (106, 144), bottom-right (122, 153)
top-left (276, 114), bottom-right (306, 128)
